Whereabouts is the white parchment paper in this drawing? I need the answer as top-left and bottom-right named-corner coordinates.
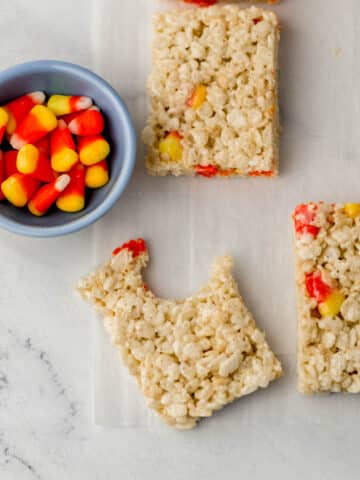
top-left (92, 0), bottom-right (360, 428)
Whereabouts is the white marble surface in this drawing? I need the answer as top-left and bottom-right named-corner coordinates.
top-left (1, 0), bottom-right (360, 479)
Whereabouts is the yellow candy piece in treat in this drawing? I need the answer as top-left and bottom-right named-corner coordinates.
top-left (344, 203), bottom-right (360, 219)
top-left (159, 131), bottom-right (183, 162)
top-left (319, 291), bottom-right (345, 318)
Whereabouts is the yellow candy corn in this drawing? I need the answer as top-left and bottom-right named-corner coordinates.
top-left (47, 95), bottom-right (92, 117)
top-left (85, 160), bottom-right (109, 189)
top-left (159, 131), bottom-right (183, 162)
top-left (344, 203), bottom-right (360, 219)
top-left (319, 291), bottom-right (345, 318)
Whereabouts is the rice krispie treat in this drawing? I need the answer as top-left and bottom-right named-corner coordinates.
top-left (293, 203), bottom-right (360, 394)
top-left (143, 6), bottom-right (280, 177)
top-left (78, 239), bottom-right (282, 429)
top-left (181, 1), bottom-right (279, 5)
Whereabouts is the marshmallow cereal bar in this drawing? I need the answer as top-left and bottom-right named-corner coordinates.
top-left (78, 239), bottom-right (282, 429)
top-left (142, 6), bottom-right (280, 177)
top-left (293, 203), bottom-right (360, 394)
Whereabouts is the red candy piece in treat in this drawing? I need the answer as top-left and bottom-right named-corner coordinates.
top-left (249, 170), bottom-right (274, 177)
top-left (305, 271), bottom-right (333, 304)
top-left (195, 164), bottom-right (219, 178)
top-left (183, 0), bottom-right (217, 6)
top-left (293, 203), bottom-right (320, 237)
top-left (113, 239), bottom-right (147, 258)
top-left (218, 168), bottom-right (236, 177)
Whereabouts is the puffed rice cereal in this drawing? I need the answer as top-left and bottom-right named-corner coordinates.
top-left (77, 239), bottom-right (282, 429)
top-left (293, 202), bottom-right (360, 394)
top-left (142, 5), bottom-right (280, 177)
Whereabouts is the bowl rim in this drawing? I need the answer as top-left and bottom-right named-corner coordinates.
top-left (0, 59), bottom-right (136, 237)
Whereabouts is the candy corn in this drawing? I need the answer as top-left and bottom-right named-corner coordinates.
top-left (34, 136), bottom-right (50, 156)
top-left (159, 131), bottom-right (183, 162)
top-left (59, 112), bottom-right (80, 125)
top-left (0, 90), bottom-right (111, 216)
top-left (68, 107), bottom-right (104, 136)
top-left (186, 85), bottom-right (207, 109)
top-left (17, 144), bottom-right (54, 183)
top-left (10, 105), bottom-right (58, 150)
top-left (51, 119), bottom-right (78, 172)
top-left (3, 91), bottom-right (45, 135)
top-left (47, 95), bottom-right (93, 117)
top-left (1, 173), bottom-right (39, 207)
top-left (85, 160), bottom-right (109, 189)
top-left (344, 203), bottom-right (360, 219)
top-left (0, 151), bottom-right (4, 200)
top-left (56, 163), bottom-right (85, 212)
top-left (0, 107), bottom-right (9, 143)
top-left (3, 151), bottom-right (18, 177)
top-left (78, 135), bottom-right (110, 166)
top-left (28, 174), bottom-right (70, 216)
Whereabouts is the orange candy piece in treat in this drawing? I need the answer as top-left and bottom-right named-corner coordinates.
top-left (85, 160), bottom-right (109, 189)
top-left (112, 239), bottom-right (147, 257)
top-left (17, 144), bottom-right (54, 183)
top-left (51, 119), bottom-right (78, 172)
top-left (305, 271), bottom-right (333, 304)
top-left (28, 174), bottom-right (70, 216)
top-left (56, 163), bottom-right (85, 213)
top-left (47, 95), bottom-right (92, 117)
top-left (78, 135), bottom-right (110, 166)
top-left (293, 203), bottom-right (320, 238)
top-left (1, 173), bottom-right (40, 207)
top-left (10, 105), bottom-right (58, 150)
top-left (186, 85), bottom-right (207, 109)
top-left (249, 170), bottom-right (274, 177)
top-left (68, 107), bottom-right (104, 136)
top-left (195, 164), bottom-right (219, 177)
top-left (183, 0), bottom-right (217, 6)
top-left (3, 91), bottom-right (45, 135)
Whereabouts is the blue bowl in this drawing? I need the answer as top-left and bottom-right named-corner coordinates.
top-left (0, 60), bottom-right (136, 237)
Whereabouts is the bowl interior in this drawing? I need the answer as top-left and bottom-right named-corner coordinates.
top-left (0, 62), bottom-right (133, 233)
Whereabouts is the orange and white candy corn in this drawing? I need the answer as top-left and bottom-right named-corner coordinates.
top-left (10, 105), bottom-right (58, 150)
top-left (50, 119), bottom-right (78, 172)
top-left (28, 174), bottom-right (70, 216)
top-left (3, 91), bottom-right (45, 135)
top-left (17, 144), bottom-right (54, 183)
top-left (78, 135), bottom-right (110, 166)
top-left (1, 173), bottom-right (40, 207)
top-left (0, 151), bottom-right (4, 200)
top-left (3, 151), bottom-right (18, 177)
top-left (56, 163), bottom-right (85, 212)
top-left (85, 160), bottom-right (109, 189)
top-left (47, 95), bottom-right (93, 117)
top-left (0, 107), bottom-right (9, 143)
top-left (68, 107), bottom-right (104, 136)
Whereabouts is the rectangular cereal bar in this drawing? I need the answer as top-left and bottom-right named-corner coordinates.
top-left (143, 5), bottom-right (280, 177)
top-left (293, 202), bottom-right (360, 394)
